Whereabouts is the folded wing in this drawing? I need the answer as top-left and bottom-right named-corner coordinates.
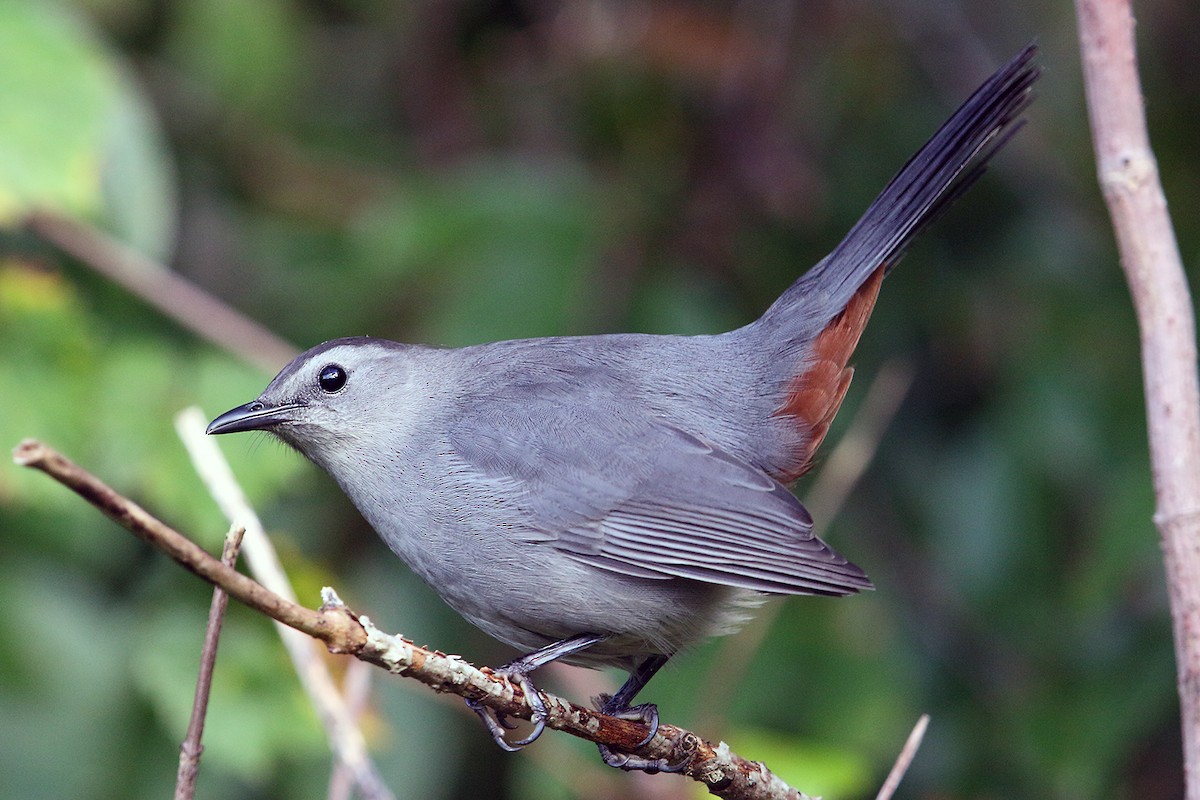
top-left (450, 386), bottom-right (871, 596)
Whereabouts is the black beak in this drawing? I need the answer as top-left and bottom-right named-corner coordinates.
top-left (206, 400), bottom-right (304, 435)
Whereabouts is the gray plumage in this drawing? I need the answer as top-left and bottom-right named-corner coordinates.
top-left (209, 46), bottom-right (1038, 757)
top-left (228, 335), bottom-right (867, 667)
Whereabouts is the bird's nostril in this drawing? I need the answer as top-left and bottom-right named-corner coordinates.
top-left (249, 401), bottom-right (264, 412)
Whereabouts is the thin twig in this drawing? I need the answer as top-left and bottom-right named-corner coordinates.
top-left (24, 210), bottom-right (298, 372)
top-left (875, 714), bottom-right (929, 800)
top-left (1074, 2), bottom-right (1200, 796)
top-left (173, 408), bottom-right (393, 800)
top-left (175, 525), bottom-right (246, 800)
top-left (13, 438), bottom-right (815, 800)
top-left (13, 440), bottom-right (351, 640)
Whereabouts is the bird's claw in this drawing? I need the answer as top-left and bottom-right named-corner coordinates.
top-left (597, 694), bottom-right (661, 749)
top-left (595, 695), bottom-right (688, 772)
top-left (466, 668), bottom-right (549, 750)
top-left (466, 697), bottom-right (525, 751)
top-left (597, 736), bottom-right (691, 774)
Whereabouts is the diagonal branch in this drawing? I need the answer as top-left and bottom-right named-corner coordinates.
top-left (24, 210), bottom-right (299, 373)
top-left (12, 438), bottom-right (815, 800)
top-left (875, 714), bottom-right (929, 800)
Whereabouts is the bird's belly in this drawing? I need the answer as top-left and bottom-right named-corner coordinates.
top-left (378, 521), bottom-right (762, 667)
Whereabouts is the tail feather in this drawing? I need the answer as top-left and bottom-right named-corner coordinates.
top-left (761, 45), bottom-right (1039, 330)
top-left (774, 266), bottom-right (884, 480)
top-left (757, 45), bottom-right (1038, 482)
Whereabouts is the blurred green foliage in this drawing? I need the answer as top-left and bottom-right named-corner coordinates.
top-left (0, 2), bottom-right (117, 223)
top-left (1, 1), bottom-right (1196, 798)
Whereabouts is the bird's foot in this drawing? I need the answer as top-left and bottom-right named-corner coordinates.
top-left (594, 694), bottom-right (689, 773)
top-left (467, 633), bottom-right (607, 751)
top-left (467, 665), bottom-right (549, 751)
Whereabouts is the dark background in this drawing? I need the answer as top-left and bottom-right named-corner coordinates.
top-left (2, 1), bottom-right (1197, 798)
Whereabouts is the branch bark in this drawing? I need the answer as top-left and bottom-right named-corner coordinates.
top-left (13, 438), bottom-right (815, 800)
top-left (1075, 1), bottom-right (1200, 796)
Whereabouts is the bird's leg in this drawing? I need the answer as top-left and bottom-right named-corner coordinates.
top-left (595, 655), bottom-right (689, 773)
top-left (467, 632), bottom-right (606, 751)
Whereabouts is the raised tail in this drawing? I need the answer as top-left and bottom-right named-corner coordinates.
top-left (752, 45), bottom-right (1038, 481)
top-left (764, 44), bottom-right (1038, 329)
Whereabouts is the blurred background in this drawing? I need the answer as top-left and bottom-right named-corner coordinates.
top-left (1, 0), bottom-right (1197, 798)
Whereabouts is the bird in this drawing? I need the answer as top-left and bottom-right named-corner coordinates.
top-left (208, 45), bottom-right (1038, 772)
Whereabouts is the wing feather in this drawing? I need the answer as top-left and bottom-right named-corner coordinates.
top-left (450, 386), bottom-right (871, 597)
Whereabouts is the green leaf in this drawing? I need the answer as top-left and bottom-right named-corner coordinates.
top-left (165, 0), bottom-right (305, 116)
top-left (0, 1), bottom-right (176, 258)
top-left (352, 157), bottom-right (601, 344)
top-left (98, 69), bottom-right (178, 260)
top-left (0, 1), bottom-right (117, 222)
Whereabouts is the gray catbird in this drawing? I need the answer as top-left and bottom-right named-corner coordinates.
top-left (209, 46), bottom-right (1037, 771)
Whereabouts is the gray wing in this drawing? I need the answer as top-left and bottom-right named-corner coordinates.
top-left (449, 383), bottom-right (871, 596)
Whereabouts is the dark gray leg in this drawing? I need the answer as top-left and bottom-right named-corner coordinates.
top-left (467, 633), bottom-right (606, 751)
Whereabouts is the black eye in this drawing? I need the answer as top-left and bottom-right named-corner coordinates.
top-left (318, 364), bottom-right (347, 393)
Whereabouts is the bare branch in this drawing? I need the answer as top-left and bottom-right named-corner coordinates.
top-left (13, 438), bottom-right (816, 800)
top-left (1075, 2), bottom-right (1200, 796)
top-left (806, 359), bottom-right (915, 525)
top-left (24, 210), bottom-right (298, 372)
top-left (696, 359), bottom-right (915, 738)
top-left (175, 525), bottom-right (245, 800)
top-left (875, 714), bottom-right (929, 800)
top-left (13, 439), bottom-right (365, 646)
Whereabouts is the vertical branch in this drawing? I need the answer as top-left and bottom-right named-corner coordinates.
top-left (1074, 1), bottom-right (1200, 796)
top-left (326, 661), bottom-right (376, 800)
top-left (175, 525), bottom-right (246, 800)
